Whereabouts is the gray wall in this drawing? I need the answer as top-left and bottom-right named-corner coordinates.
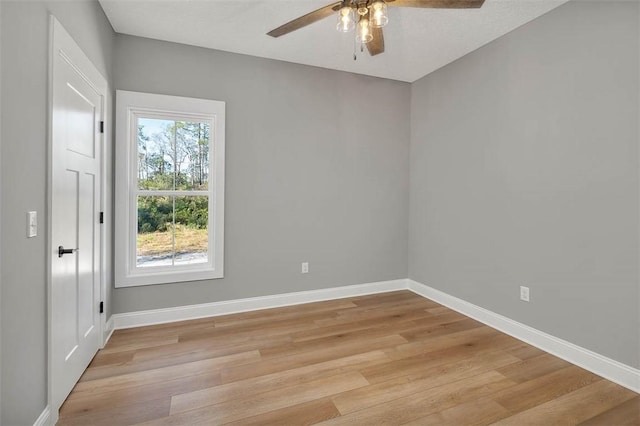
top-left (112, 35), bottom-right (410, 313)
top-left (0, 1), bottom-right (114, 424)
top-left (409, 0), bottom-right (639, 368)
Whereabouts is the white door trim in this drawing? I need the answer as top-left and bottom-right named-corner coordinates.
top-left (47, 15), bottom-right (108, 423)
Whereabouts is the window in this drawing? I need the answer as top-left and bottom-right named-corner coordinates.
top-left (115, 91), bottom-right (225, 287)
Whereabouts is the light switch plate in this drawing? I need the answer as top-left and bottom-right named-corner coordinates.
top-left (27, 211), bottom-right (37, 238)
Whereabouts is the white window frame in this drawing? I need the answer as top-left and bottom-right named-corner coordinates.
top-left (115, 90), bottom-right (225, 287)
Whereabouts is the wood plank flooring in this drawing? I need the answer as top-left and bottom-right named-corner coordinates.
top-left (58, 291), bottom-right (639, 425)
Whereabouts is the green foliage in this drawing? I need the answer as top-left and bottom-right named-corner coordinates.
top-left (175, 197), bottom-right (208, 229)
top-left (137, 196), bottom-right (208, 233)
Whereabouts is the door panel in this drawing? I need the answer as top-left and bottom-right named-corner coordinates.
top-left (65, 80), bottom-right (96, 158)
top-left (78, 171), bottom-right (97, 338)
top-left (57, 170), bottom-right (79, 361)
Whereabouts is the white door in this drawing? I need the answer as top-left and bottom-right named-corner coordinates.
top-left (50, 18), bottom-right (105, 411)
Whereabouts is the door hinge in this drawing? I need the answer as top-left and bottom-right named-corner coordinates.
top-left (99, 212), bottom-right (104, 224)
top-left (100, 121), bottom-right (104, 134)
top-left (99, 301), bottom-right (104, 314)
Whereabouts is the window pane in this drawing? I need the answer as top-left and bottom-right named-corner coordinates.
top-left (137, 195), bottom-right (174, 267)
top-left (136, 195), bottom-right (208, 268)
top-left (137, 118), bottom-right (175, 190)
top-left (175, 122), bottom-right (210, 191)
top-left (174, 196), bottom-right (208, 266)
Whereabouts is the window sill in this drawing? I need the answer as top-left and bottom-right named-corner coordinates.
top-left (115, 267), bottom-right (223, 288)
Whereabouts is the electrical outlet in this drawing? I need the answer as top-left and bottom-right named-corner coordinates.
top-left (520, 286), bottom-right (530, 302)
top-left (301, 262), bottom-right (309, 274)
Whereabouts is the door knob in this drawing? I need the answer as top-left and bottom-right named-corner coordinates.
top-left (58, 246), bottom-right (78, 258)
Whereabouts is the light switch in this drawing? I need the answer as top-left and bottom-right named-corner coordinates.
top-left (27, 211), bottom-right (37, 238)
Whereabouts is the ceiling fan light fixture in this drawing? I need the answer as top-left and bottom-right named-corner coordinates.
top-left (267, 0), bottom-right (486, 57)
top-left (370, 1), bottom-right (388, 28)
top-left (336, 3), bottom-right (356, 33)
top-left (356, 15), bottom-right (373, 44)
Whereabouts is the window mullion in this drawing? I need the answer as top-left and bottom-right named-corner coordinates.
top-left (171, 195), bottom-right (176, 266)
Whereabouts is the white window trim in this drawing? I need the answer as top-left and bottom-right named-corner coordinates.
top-left (115, 90), bottom-right (225, 287)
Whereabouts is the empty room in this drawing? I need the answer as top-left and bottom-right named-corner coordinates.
top-left (1, 0), bottom-right (639, 425)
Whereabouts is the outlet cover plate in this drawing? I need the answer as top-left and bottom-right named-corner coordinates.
top-left (520, 286), bottom-right (530, 302)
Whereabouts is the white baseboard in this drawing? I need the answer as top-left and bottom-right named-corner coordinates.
top-left (33, 405), bottom-right (50, 426)
top-left (109, 279), bottom-right (407, 330)
top-left (407, 279), bottom-right (640, 393)
top-left (103, 316), bottom-right (115, 347)
top-left (106, 277), bottom-right (639, 393)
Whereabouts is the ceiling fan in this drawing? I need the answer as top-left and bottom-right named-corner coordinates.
top-left (267, 0), bottom-right (486, 57)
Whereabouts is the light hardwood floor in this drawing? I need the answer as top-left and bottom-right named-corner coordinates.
top-left (58, 291), bottom-right (639, 425)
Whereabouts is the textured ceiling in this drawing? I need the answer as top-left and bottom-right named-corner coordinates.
top-left (99, 0), bottom-right (569, 82)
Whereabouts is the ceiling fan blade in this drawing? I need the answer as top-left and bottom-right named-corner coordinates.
top-left (267, 2), bottom-right (342, 38)
top-left (387, 0), bottom-right (484, 8)
top-left (367, 26), bottom-right (385, 56)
